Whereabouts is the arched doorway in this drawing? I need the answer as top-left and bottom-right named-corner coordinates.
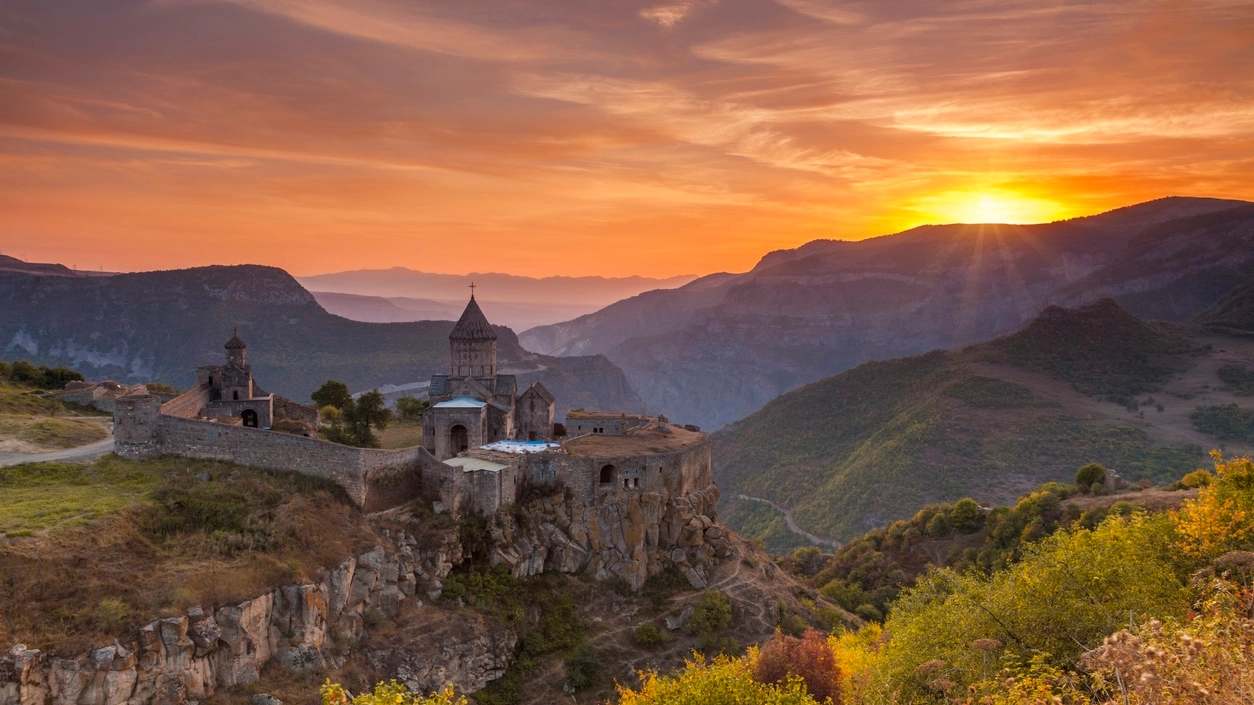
top-left (241, 409), bottom-right (258, 428)
top-left (599, 464), bottom-right (615, 485)
top-left (450, 425), bottom-right (469, 454)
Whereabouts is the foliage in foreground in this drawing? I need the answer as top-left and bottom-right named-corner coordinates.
top-left (322, 680), bottom-right (466, 705)
top-left (616, 653), bottom-right (822, 705)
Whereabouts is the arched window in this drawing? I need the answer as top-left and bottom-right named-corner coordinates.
top-left (241, 409), bottom-right (258, 428)
top-left (599, 464), bottom-right (615, 484)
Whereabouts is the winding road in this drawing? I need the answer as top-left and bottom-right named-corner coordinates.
top-left (734, 494), bottom-right (842, 549)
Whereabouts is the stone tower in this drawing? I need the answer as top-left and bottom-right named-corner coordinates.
top-left (221, 328), bottom-right (254, 401)
top-left (449, 294), bottom-right (497, 378)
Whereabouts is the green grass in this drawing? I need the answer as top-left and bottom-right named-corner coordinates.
top-left (0, 382), bottom-right (62, 415)
top-left (0, 455), bottom-right (163, 533)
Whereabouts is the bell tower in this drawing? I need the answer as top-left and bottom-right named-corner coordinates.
top-left (449, 287), bottom-right (497, 378)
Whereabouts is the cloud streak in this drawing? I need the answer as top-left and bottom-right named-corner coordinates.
top-left (0, 0), bottom-right (1251, 276)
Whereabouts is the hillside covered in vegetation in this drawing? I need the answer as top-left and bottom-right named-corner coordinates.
top-left (712, 299), bottom-right (1235, 545)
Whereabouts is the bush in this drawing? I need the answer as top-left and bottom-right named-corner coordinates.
top-left (948, 497), bottom-right (981, 533)
top-left (617, 654), bottom-right (819, 705)
top-left (563, 644), bottom-right (601, 691)
top-left (1075, 463), bottom-right (1107, 492)
top-left (322, 680), bottom-right (466, 705)
top-left (632, 623), bottom-right (672, 648)
top-left (1179, 469), bottom-right (1212, 489)
top-left (753, 628), bottom-right (842, 704)
top-left (925, 512), bottom-right (952, 538)
top-left (686, 590), bottom-right (733, 636)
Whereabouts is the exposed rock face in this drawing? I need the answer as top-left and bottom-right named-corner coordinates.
top-left (0, 529), bottom-right (469, 705)
top-left (488, 485), bottom-right (726, 591)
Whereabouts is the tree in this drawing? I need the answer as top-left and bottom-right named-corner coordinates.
top-left (949, 497), bottom-right (981, 533)
top-left (1175, 452), bottom-right (1254, 560)
top-left (395, 396), bottom-right (429, 422)
top-left (878, 512), bottom-right (1186, 698)
top-left (311, 380), bottom-right (352, 410)
top-left (753, 629), bottom-right (842, 704)
top-left (1075, 463), bottom-right (1107, 493)
top-left (346, 389), bottom-right (391, 447)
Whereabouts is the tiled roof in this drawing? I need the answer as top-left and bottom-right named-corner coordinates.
top-left (450, 296), bottom-right (497, 341)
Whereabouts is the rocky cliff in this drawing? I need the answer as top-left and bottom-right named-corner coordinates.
top-left (0, 527), bottom-right (517, 705)
top-left (489, 484), bottom-right (724, 592)
top-left (521, 197), bottom-right (1254, 429)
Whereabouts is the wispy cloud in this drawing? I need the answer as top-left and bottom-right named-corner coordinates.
top-left (0, 0), bottom-right (1251, 276)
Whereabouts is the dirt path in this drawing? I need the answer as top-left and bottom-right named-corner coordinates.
top-left (734, 494), bottom-right (841, 549)
top-left (0, 432), bottom-right (114, 467)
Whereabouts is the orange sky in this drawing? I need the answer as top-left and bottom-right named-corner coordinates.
top-left (1, 0), bottom-right (1253, 278)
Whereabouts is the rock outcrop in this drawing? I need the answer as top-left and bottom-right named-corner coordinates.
top-left (489, 484), bottom-right (727, 591)
top-left (0, 528), bottom-right (474, 705)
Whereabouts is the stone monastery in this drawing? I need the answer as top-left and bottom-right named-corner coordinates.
top-left (112, 295), bottom-right (721, 590)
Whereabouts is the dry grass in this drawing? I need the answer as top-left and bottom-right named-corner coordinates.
top-left (378, 421), bottom-right (423, 449)
top-left (0, 456), bottom-right (380, 654)
top-left (0, 414), bottom-right (109, 452)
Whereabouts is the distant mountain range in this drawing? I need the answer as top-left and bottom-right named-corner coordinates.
top-left (521, 197), bottom-right (1254, 429)
top-left (711, 295), bottom-right (1254, 545)
top-left (298, 268), bottom-right (696, 331)
top-left (0, 262), bottom-right (642, 417)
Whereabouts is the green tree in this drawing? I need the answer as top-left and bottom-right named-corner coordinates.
top-left (949, 497), bottom-right (982, 532)
top-left (1075, 463), bottom-right (1107, 493)
top-left (345, 389), bottom-right (391, 447)
top-left (877, 512), bottom-right (1186, 698)
top-left (395, 396), bottom-right (429, 422)
top-left (311, 380), bottom-right (352, 410)
top-left (686, 589), bottom-right (733, 636)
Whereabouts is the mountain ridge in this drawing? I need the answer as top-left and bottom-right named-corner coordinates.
top-left (522, 196), bottom-right (1254, 429)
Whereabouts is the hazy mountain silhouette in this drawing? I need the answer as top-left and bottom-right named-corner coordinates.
top-left (522, 197), bottom-right (1254, 429)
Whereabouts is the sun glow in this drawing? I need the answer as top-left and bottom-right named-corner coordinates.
top-left (910, 190), bottom-right (1075, 226)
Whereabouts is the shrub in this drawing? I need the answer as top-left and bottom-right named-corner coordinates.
top-left (686, 590), bottom-right (733, 636)
top-left (632, 623), bottom-right (672, 648)
top-left (563, 644), bottom-right (601, 691)
top-left (948, 497), bottom-right (981, 533)
top-left (1075, 463), bottom-right (1107, 492)
top-left (925, 512), bottom-right (952, 538)
top-left (96, 598), bottom-right (130, 630)
top-left (617, 654), bottom-right (819, 705)
top-left (753, 628), bottom-right (842, 704)
top-left (1179, 469), bottom-right (1212, 488)
top-left (322, 680), bottom-right (466, 705)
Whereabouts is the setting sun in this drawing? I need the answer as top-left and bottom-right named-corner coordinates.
top-left (907, 190), bottom-right (1077, 227)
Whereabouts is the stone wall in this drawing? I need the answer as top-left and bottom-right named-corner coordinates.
top-left (114, 395), bottom-right (433, 512)
top-left (159, 385), bottom-right (213, 419)
top-left (273, 395), bottom-right (320, 427)
top-left (0, 533), bottom-right (515, 705)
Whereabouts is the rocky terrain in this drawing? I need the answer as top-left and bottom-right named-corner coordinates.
top-left (0, 262), bottom-right (642, 417)
top-left (521, 197), bottom-right (1254, 429)
top-left (1, 485), bottom-right (845, 705)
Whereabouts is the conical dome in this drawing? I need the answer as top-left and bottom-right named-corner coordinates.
top-left (224, 328), bottom-right (247, 349)
top-left (450, 296), bottom-right (497, 341)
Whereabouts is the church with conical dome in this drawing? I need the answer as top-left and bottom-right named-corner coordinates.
top-left (423, 293), bottom-right (555, 460)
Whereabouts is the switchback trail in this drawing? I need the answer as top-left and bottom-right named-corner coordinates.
top-left (734, 494), bottom-right (842, 549)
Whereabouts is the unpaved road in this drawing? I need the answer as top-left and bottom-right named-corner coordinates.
top-left (0, 434), bottom-right (114, 467)
top-left (734, 494), bottom-right (842, 549)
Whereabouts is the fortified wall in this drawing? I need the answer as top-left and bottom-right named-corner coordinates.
top-left (115, 395), bottom-right (441, 512)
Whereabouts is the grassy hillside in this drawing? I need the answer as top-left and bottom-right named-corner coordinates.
top-left (0, 372), bottom-right (109, 453)
top-left (713, 300), bottom-right (1213, 545)
top-left (1199, 273), bottom-right (1254, 332)
top-left (0, 455), bottom-right (374, 653)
